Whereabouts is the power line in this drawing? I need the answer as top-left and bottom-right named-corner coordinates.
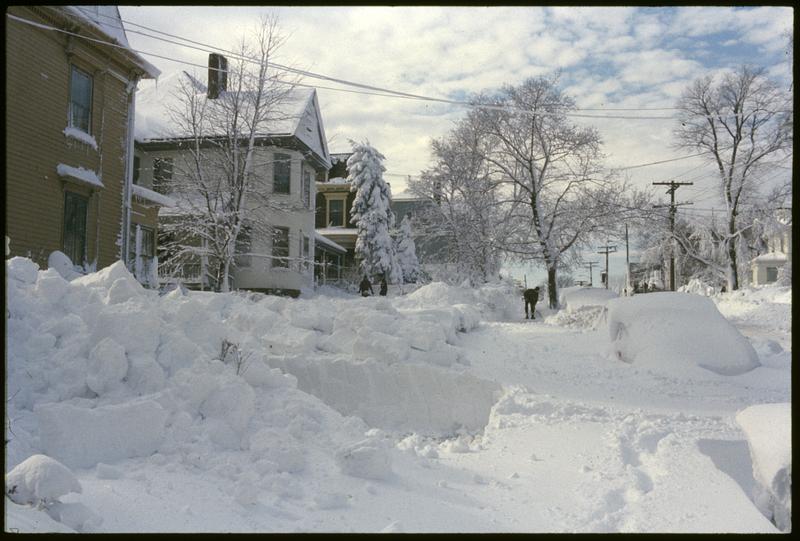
top-left (29, 9), bottom-right (793, 123)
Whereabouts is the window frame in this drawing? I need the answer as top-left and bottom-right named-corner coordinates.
top-left (152, 157), bottom-right (174, 194)
top-left (273, 153), bottom-right (291, 195)
top-left (234, 225), bottom-right (252, 268)
top-left (303, 168), bottom-right (312, 208)
top-left (766, 266), bottom-right (779, 283)
top-left (327, 196), bottom-right (347, 227)
top-left (271, 226), bottom-right (290, 268)
top-left (68, 65), bottom-right (93, 134)
top-left (63, 191), bottom-right (89, 266)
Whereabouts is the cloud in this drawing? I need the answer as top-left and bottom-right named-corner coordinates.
top-left (119, 5), bottom-right (791, 195)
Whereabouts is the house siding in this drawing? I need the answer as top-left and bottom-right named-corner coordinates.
top-left (6, 7), bottom-right (138, 270)
top-left (137, 144), bottom-right (318, 292)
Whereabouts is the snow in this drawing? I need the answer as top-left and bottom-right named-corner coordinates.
top-left (736, 403), bottom-right (792, 532)
top-left (328, 176), bottom-right (349, 184)
top-left (314, 231), bottom-right (347, 253)
top-left (56, 163), bottom-right (104, 189)
top-left (6, 455), bottom-right (82, 505)
top-left (5, 256), bottom-right (791, 532)
top-left (63, 127), bottom-right (98, 150)
top-left (562, 287), bottom-right (618, 311)
top-left (606, 292), bottom-right (760, 376)
top-left (132, 184), bottom-right (177, 207)
top-left (47, 251), bottom-right (83, 280)
top-left (752, 251), bottom-right (788, 263)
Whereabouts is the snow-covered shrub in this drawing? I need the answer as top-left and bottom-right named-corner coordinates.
top-left (678, 278), bottom-right (719, 296)
top-left (736, 403), bottom-right (792, 532)
top-left (6, 454), bottom-right (82, 506)
top-left (606, 292), bottom-right (760, 376)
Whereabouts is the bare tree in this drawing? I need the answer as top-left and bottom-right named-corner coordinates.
top-left (159, 16), bottom-right (304, 292)
top-left (471, 75), bottom-right (623, 308)
top-left (411, 114), bottom-right (511, 284)
top-left (674, 65), bottom-right (792, 290)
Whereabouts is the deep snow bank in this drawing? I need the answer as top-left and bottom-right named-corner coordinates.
top-left (267, 354), bottom-right (500, 434)
top-left (606, 292), bottom-right (759, 376)
top-left (736, 403), bottom-right (792, 532)
top-left (546, 287), bottom-right (618, 330)
top-left (7, 257), bottom-right (504, 478)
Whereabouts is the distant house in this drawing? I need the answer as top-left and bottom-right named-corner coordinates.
top-left (751, 214), bottom-right (791, 286)
top-left (6, 6), bottom-right (160, 278)
top-left (315, 169), bottom-right (358, 281)
top-left (134, 73), bottom-right (335, 296)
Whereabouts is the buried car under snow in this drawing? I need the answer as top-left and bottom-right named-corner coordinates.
top-left (606, 292), bottom-right (759, 376)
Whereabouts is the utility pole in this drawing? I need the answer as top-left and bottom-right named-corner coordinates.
top-left (583, 261), bottom-right (600, 287)
top-left (597, 244), bottom-right (617, 289)
top-left (653, 180), bottom-right (693, 291)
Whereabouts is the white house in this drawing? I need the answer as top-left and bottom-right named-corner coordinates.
top-left (134, 72), bottom-right (331, 295)
top-left (751, 218), bottom-right (791, 286)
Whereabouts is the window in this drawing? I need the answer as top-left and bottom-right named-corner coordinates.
top-left (133, 155), bottom-right (141, 185)
top-left (153, 158), bottom-right (173, 194)
top-left (128, 224), bottom-right (156, 285)
top-left (272, 226), bottom-right (289, 268)
top-left (303, 235), bottom-right (310, 272)
top-left (273, 153), bottom-right (291, 194)
top-left (69, 66), bottom-right (92, 133)
top-left (766, 267), bottom-right (779, 283)
top-left (63, 191), bottom-right (88, 266)
top-left (235, 226), bottom-right (252, 268)
top-left (328, 199), bottom-right (344, 227)
top-left (303, 170), bottom-right (312, 208)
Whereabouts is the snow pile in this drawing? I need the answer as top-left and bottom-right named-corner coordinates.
top-left (545, 287), bottom-right (617, 330)
top-left (678, 278), bottom-right (719, 296)
top-left (5, 455), bottom-right (100, 532)
top-left (606, 292), bottom-right (760, 376)
top-left (47, 251), bottom-right (83, 280)
top-left (562, 287), bottom-right (618, 311)
top-left (736, 403), bottom-right (792, 532)
top-left (397, 280), bottom-right (521, 322)
top-left (6, 454), bottom-right (82, 505)
top-left (7, 256), bottom-right (501, 481)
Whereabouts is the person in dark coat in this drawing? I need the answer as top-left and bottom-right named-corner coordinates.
top-left (359, 275), bottom-right (374, 297)
top-left (523, 287), bottom-right (540, 319)
top-left (379, 275), bottom-right (388, 296)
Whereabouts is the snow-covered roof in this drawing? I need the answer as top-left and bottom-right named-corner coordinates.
top-left (316, 227), bottom-right (358, 237)
top-left (63, 6), bottom-right (160, 79)
top-left (56, 163), bottom-right (104, 189)
top-left (752, 251), bottom-right (788, 264)
top-left (330, 153), bottom-right (353, 164)
top-left (132, 184), bottom-right (176, 207)
top-left (135, 72), bottom-right (329, 166)
top-left (314, 232), bottom-right (347, 254)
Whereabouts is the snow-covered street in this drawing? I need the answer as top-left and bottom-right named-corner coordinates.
top-left (5, 258), bottom-right (791, 532)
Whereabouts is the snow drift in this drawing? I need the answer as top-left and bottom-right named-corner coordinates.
top-left (6, 257), bottom-right (506, 478)
top-left (606, 292), bottom-right (759, 376)
top-left (736, 403), bottom-right (792, 532)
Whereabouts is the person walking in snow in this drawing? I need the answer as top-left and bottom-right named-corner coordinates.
top-left (379, 274), bottom-right (388, 296)
top-left (359, 275), bottom-right (374, 297)
top-left (524, 287), bottom-right (540, 320)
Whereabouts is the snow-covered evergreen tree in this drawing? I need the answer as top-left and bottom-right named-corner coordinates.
top-left (348, 140), bottom-right (401, 282)
top-left (395, 215), bottom-right (420, 283)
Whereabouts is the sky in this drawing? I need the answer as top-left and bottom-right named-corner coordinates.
top-left (117, 5), bottom-right (792, 283)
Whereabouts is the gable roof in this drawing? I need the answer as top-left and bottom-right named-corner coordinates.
top-left (63, 6), bottom-right (160, 78)
top-left (135, 72), bottom-right (330, 167)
